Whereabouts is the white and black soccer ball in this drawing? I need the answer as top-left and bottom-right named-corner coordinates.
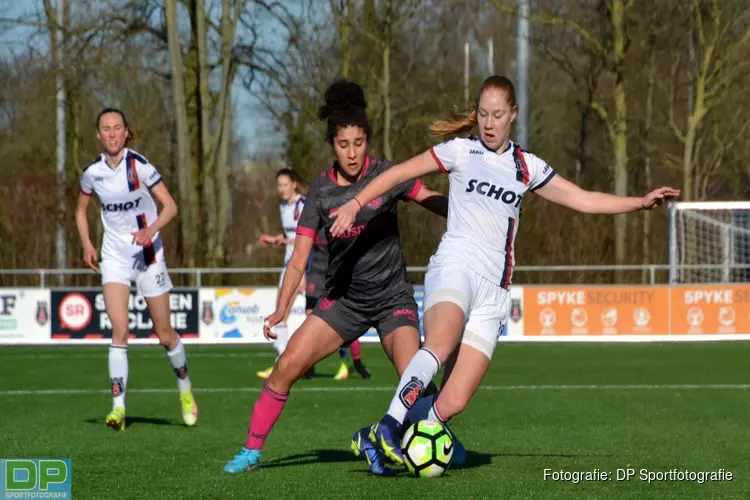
top-left (401, 420), bottom-right (453, 478)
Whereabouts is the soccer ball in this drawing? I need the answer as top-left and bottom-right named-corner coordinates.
top-left (401, 420), bottom-right (453, 477)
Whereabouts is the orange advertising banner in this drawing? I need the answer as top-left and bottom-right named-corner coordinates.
top-left (670, 285), bottom-right (750, 335)
top-left (523, 286), bottom-right (669, 336)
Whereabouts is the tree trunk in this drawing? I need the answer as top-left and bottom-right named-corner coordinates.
top-left (166, 0), bottom-right (195, 269)
top-left (196, 0), bottom-right (217, 270)
top-left (217, 97), bottom-right (232, 271)
top-left (611, 0), bottom-right (629, 278)
top-left (382, 0), bottom-right (393, 160)
top-left (683, 81), bottom-right (707, 202)
top-left (341, 0), bottom-right (354, 78)
top-left (215, 0), bottom-right (237, 273)
top-left (642, 31), bottom-right (656, 283)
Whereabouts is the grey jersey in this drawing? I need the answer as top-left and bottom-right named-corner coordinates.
top-left (296, 157), bottom-right (423, 303)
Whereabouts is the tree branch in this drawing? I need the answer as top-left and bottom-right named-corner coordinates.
top-left (487, 0), bottom-right (609, 59)
top-left (590, 100), bottom-right (615, 145)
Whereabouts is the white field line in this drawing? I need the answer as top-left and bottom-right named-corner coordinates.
top-left (0, 352), bottom-right (272, 360)
top-left (2, 384), bottom-right (750, 397)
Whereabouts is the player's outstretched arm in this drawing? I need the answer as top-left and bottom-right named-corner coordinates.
top-left (411, 185), bottom-right (449, 218)
top-left (263, 235), bottom-right (314, 339)
top-left (534, 175), bottom-right (680, 214)
top-left (330, 151), bottom-right (440, 237)
top-left (75, 191), bottom-right (99, 272)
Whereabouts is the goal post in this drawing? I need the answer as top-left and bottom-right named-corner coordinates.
top-left (668, 201), bottom-right (750, 284)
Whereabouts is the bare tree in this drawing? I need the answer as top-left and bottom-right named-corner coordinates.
top-left (166, 0), bottom-right (196, 268)
top-left (665, 0), bottom-right (750, 200)
top-left (491, 0), bottom-right (638, 274)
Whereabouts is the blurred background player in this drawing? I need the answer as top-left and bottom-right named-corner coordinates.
top-left (305, 227), bottom-right (372, 381)
top-left (222, 79), bottom-right (453, 475)
top-left (331, 75), bottom-right (680, 467)
top-left (256, 168), bottom-right (307, 380)
top-left (75, 108), bottom-right (198, 431)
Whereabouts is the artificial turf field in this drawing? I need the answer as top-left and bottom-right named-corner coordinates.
top-left (2, 343), bottom-right (750, 499)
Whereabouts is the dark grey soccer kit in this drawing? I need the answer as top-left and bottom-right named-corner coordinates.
top-left (296, 157), bottom-right (423, 343)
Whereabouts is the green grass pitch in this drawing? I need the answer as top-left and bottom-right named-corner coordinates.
top-left (1, 343), bottom-right (749, 499)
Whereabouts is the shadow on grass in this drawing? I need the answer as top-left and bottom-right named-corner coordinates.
top-left (260, 449), bottom-right (358, 470)
top-left (84, 416), bottom-right (176, 427)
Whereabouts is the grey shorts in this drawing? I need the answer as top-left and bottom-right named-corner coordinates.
top-left (311, 291), bottom-right (420, 345)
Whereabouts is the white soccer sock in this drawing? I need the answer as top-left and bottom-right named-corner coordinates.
top-left (273, 324), bottom-right (289, 358)
top-left (108, 345), bottom-right (128, 410)
top-left (428, 398), bottom-right (447, 424)
top-left (166, 337), bottom-right (191, 393)
top-left (386, 348), bottom-right (441, 425)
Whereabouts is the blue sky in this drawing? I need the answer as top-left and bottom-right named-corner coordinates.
top-left (0, 0), bottom-right (292, 160)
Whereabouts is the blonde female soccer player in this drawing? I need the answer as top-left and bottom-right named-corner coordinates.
top-left (330, 75), bottom-right (680, 467)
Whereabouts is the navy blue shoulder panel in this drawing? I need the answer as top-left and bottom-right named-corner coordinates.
top-left (127, 150), bottom-right (148, 164)
top-left (83, 155), bottom-right (100, 172)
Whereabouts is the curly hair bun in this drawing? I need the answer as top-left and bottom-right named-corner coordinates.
top-left (317, 79), bottom-right (367, 120)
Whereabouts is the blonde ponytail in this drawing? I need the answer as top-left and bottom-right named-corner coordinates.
top-left (429, 109), bottom-right (478, 137)
top-left (429, 76), bottom-right (517, 138)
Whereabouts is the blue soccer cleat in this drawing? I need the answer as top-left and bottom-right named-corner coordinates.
top-left (351, 426), bottom-right (397, 476)
top-left (369, 415), bottom-right (405, 465)
top-left (443, 423), bottom-right (467, 468)
top-left (223, 447), bottom-right (261, 473)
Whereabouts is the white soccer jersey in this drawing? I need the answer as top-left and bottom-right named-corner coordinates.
top-left (80, 148), bottom-right (165, 268)
top-left (279, 194), bottom-right (305, 264)
top-left (429, 136), bottom-right (556, 288)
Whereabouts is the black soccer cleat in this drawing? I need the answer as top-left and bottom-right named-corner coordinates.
top-left (353, 360), bottom-right (372, 379)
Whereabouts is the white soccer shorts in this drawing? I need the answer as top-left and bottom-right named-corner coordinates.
top-left (423, 259), bottom-right (510, 359)
top-left (101, 259), bottom-right (173, 298)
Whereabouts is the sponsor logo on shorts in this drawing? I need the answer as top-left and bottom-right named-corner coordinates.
top-left (319, 297), bottom-right (335, 311)
top-left (398, 376), bottom-right (424, 409)
top-left (307, 283), bottom-right (315, 293)
top-left (392, 308), bottom-right (417, 323)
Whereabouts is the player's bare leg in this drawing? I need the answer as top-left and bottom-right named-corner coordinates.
top-left (300, 308), bottom-right (317, 380)
top-left (103, 283), bottom-right (131, 431)
top-left (147, 292), bottom-right (197, 427)
top-left (257, 294), bottom-right (295, 380)
top-left (372, 303), bottom-right (464, 464)
top-left (224, 315), bottom-right (351, 473)
top-left (380, 325), bottom-right (422, 376)
top-left (432, 342), bottom-right (489, 421)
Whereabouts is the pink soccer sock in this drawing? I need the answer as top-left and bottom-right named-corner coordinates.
top-left (350, 340), bottom-right (361, 361)
top-left (245, 384), bottom-right (288, 450)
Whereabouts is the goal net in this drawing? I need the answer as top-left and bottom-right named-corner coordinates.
top-left (669, 201), bottom-right (750, 283)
